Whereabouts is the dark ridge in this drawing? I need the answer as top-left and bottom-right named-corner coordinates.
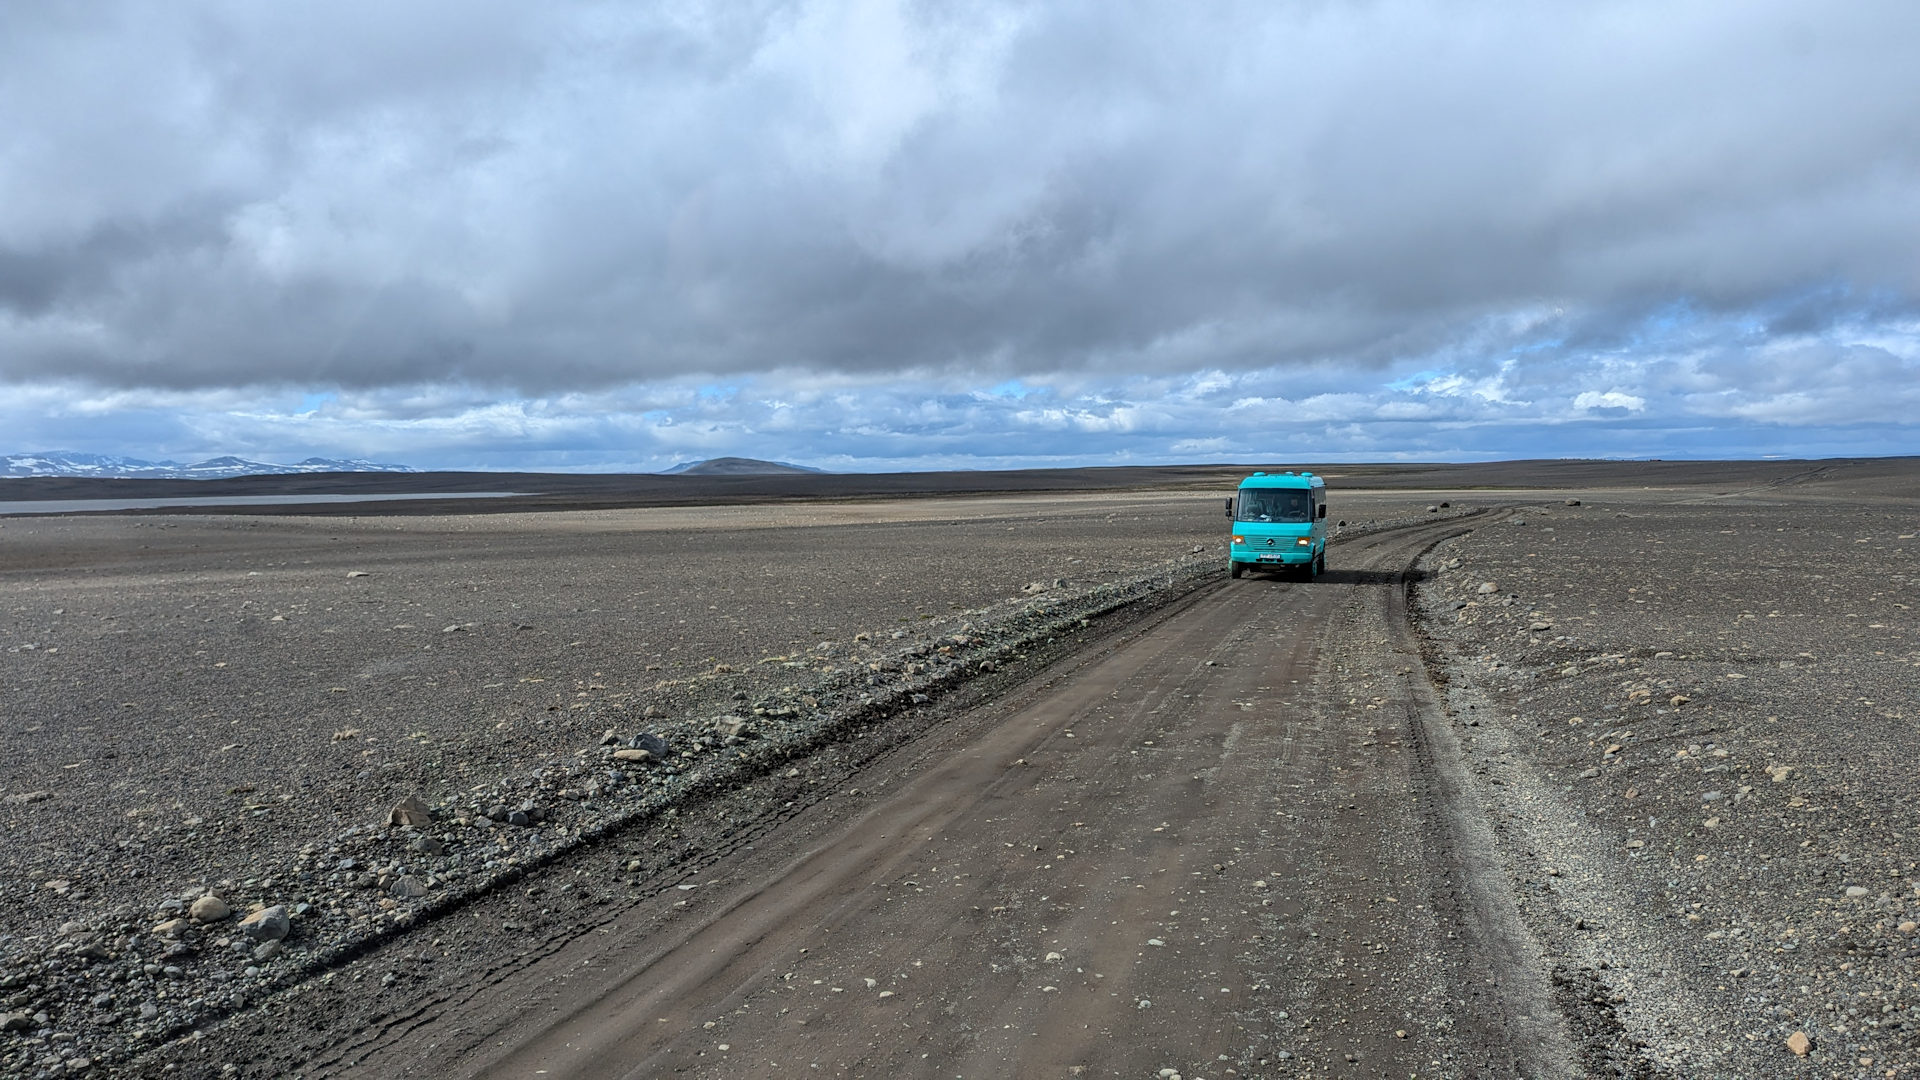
top-left (663, 456), bottom-right (825, 476)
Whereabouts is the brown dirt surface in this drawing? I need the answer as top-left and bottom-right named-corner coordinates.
top-left (3, 459), bottom-right (1916, 1079)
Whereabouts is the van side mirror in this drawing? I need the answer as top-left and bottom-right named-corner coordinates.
top-left (1317, 504), bottom-right (1327, 520)
top-left (1224, 498), bottom-right (1234, 518)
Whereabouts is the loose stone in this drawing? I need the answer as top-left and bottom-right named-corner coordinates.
top-left (238, 905), bottom-right (291, 942)
top-left (389, 795), bottom-right (433, 828)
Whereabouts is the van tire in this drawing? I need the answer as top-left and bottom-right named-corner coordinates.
top-left (1229, 563), bottom-right (1244, 579)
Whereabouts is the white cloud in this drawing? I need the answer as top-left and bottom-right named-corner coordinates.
top-left (1573, 390), bottom-right (1647, 413)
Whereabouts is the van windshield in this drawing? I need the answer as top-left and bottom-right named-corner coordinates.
top-left (1236, 489), bottom-right (1313, 523)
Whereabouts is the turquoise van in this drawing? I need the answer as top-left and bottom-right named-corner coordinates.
top-left (1225, 471), bottom-right (1327, 580)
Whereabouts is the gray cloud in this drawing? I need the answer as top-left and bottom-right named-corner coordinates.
top-left (1, 0), bottom-right (1918, 413)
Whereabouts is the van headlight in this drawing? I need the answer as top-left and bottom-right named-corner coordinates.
top-left (1295, 537), bottom-right (1312, 546)
top-left (1231, 535), bottom-right (1244, 545)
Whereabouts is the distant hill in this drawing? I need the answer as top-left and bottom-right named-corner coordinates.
top-left (663, 457), bottom-right (825, 476)
top-left (1, 451), bottom-right (416, 479)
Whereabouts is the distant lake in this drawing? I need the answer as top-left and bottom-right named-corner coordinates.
top-left (0, 492), bottom-right (525, 516)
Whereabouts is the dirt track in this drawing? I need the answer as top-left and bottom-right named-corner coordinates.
top-left (275, 513), bottom-right (1565, 1079)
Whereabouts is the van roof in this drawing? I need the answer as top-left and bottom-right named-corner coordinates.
top-left (1238, 471), bottom-right (1324, 490)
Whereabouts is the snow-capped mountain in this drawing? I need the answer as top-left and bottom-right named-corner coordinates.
top-left (1, 452), bottom-right (417, 479)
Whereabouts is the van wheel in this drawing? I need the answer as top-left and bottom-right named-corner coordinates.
top-left (1229, 563), bottom-right (1244, 579)
top-left (1313, 552), bottom-right (1325, 576)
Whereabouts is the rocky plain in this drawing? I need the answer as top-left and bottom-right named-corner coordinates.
top-left (1413, 469), bottom-right (1920, 1077)
top-left (0, 458), bottom-right (1916, 1078)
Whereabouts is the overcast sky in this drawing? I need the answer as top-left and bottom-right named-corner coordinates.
top-left (3, 0), bottom-right (1918, 471)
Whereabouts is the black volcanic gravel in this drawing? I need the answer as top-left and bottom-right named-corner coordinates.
top-left (1, 496), bottom-right (1222, 891)
top-left (1414, 491), bottom-right (1920, 1076)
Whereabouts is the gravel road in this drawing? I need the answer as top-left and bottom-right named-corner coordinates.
top-left (150, 510), bottom-right (1558, 1080)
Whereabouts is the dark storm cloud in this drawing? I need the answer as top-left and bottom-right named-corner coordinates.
top-left (2, 0), bottom-right (1918, 395)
